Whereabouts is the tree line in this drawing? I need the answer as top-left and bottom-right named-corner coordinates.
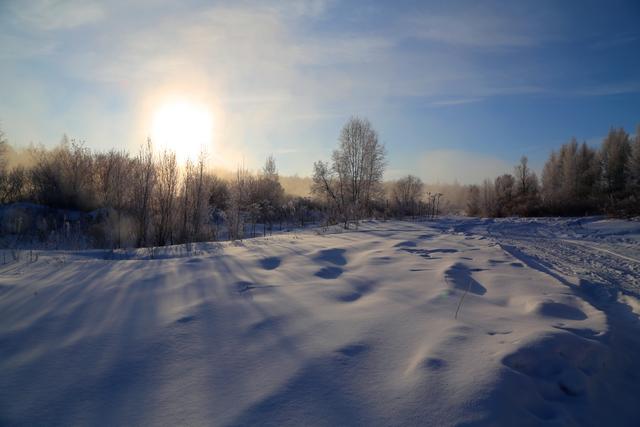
top-left (0, 116), bottom-right (448, 249)
top-left (0, 130), bottom-right (322, 249)
top-left (4, 118), bottom-right (634, 249)
top-left (466, 125), bottom-right (640, 217)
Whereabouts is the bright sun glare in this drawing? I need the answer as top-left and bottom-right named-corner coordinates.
top-left (151, 100), bottom-right (213, 162)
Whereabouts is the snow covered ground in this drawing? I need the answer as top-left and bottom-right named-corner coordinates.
top-left (1, 218), bottom-right (640, 426)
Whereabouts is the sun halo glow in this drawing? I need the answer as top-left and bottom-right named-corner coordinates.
top-left (150, 100), bottom-right (213, 162)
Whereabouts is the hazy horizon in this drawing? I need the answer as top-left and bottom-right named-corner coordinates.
top-left (1, 0), bottom-right (639, 184)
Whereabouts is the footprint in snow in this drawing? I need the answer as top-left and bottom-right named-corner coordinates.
top-left (259, 256), bottom-right (281, 270)
top-left (315, 266), bottom-right (343, 279)
top-left (423, 357), bottom-right (447, 370)
top-left (314, 248), bottom-right (347, 266)
top-left (336, 343), bottom-right (369, 357)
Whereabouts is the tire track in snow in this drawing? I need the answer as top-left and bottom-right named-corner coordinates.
top-left (562, 239), bottom-right (640, 264)
top-left (459, 220), bottom-right (640, 297)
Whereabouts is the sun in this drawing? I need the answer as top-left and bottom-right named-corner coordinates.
top-left (150, 100), bottom-right (213, 162)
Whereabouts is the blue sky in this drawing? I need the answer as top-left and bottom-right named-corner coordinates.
top-left (1, 0), bottom-right (639, 182)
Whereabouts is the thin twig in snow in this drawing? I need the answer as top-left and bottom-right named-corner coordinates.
top-left (455, 277), bottom-right (472, 320)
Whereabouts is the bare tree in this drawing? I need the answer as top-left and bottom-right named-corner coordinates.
top-left (133, 139), bottom-right (156, 247)
top-left (154, 149), bottom-right (178, 246)
top-left (226, 165), bottom-right (252, 240)
top-left (466, 185), bottom-right (480, 216)
top-left (208, 175), bottom-right (229, 239)
top-left (601, 127), bottom-right (631, 200)
top-left (96, 150), bottom-right (132, 247)
top-left (191, 150), bottom-right (208, 241)
top-left (481, 178), bottom-right (497, 217)
top-left (627, 125), bottom-right (640, 202)
top-left (0, 126), bottom-right (7, 173)
top-left (312, 117), bottom-right (386, 227)
top-left (257, 155), bottom-right (285, 235)
top-left (514, 156), bottom-right (534, 196)
top-left (0, 167), bottom-right (26, 203)
top-left (541, 139), bottom-right (599, 214)
top-left (312, 160), bottom-right (344, 226)
top-left (0, 127), bottom-right (11, 202)
top-left (391, 175), bottom-right (423, 218)
top-left (179, 159), bottom-right (195, 242)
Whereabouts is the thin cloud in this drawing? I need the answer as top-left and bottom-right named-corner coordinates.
top-left (572, 82), bottom-right (640, 96)
top-left (430, 98), bottom-right (481, 107)
top-left (406, 15), bottom-right (538, 48)
top-left (591, 33), bottom-right (640, 49)
top-left (399, 3), bottom-right (564, 50)
top-left (7, 0), bottom-right (106, 31)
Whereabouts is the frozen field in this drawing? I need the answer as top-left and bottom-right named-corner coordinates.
top-left (1, 218), bottom-right (640, 426)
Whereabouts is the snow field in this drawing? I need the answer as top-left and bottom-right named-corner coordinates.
top-left (1, 219), bottom-right (639, 426)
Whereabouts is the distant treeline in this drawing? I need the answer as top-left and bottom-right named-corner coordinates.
top-left (465, 125), bottom-right (640, 217)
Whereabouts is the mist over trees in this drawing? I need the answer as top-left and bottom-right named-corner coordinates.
top-left (466, 124), bottom-right (640, 217)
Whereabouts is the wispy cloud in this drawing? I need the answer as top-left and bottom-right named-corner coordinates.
top-left (7, 0), bottom-right (105, 31)
top-left (430, 98), bottom-right (482, 107)
top-left (0, 33), bottom-right (55, 59)
top-left (591, 33), bottom-right (640, 49)
top-left (572, 82), bottom-right (640, 96)
top-left (405, 14), bottom-right (538, 48)
top-left (399, 2), bottom-right (564, 49)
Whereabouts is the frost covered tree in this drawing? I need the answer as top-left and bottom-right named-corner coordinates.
top-left (481, 178), bottom-right (497, 217)
top-left (0, 127), bottom-right (7, 173)
top-left (95, 150), bottom-right (133, 247)
top-left (511, 156), bottom-right (539, 215)
top-left (600, 127), bottom-right (631, 200)
top-left (312, 117), bottom-right (386, 227)
top-left (28, 137), bottom-right (96, 210)
top-left (514, 156), bottom-right (536, 196)
top-left (0, 128), bottom-right (26, 205)
top-left (133, 139), bottom-right (156, 247)
top-left (0, 167), bottom-right (26, 204)
top-left (575, 141), bottom-right (600, 202)
top-left (257, 156), bottom-right (285, 235)
top-left (0, 127), bottom-right (10, 200)
top-left (391, 175), bottom-right (423, 217)
top-left (208, 175), bottom-right (229, 238)
top-left (335, 117), bottom-right (386, 219)
top-left (312, 159), bottom-right (344, 225)
top-left (541, 139), bottom-right (600, 214)
top-left (179, 159), bottom-right (195, 242)
top-left (494, 174), bottom-right (515, 217)
top-left (191, 151), bottom-right (209, 241)
top-left (226, 166), bottom-right (252, 240)
top-left (466, 185), bottom-right (480, 216)
top-left (154, 149), bottom-right (178, 246)
top-left (625, 126), bottom-right (640, 202)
